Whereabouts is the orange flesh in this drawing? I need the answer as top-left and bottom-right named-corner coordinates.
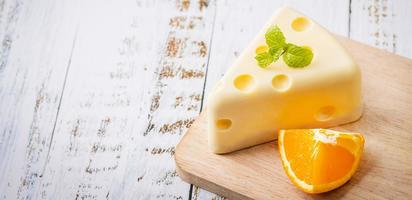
top-left (283, 130), bottom-right (355, 185)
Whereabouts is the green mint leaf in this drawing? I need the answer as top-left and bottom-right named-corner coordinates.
top-left (265, 26), bottom-right (286, 49)
top-left (269, 46), bottom-right (285, 62)
top-left (282, 44), bottom-right (313, 68)
top-left (257, 25), bottom-right (313, 68)
top-left (255, 52), bottom-right (274, 68)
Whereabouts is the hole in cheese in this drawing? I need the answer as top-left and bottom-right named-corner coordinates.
top-left (291, 17), bottom-right (311, 32)
top-left (315, 106), bottom-right (336, 121)
top-left (216, 119), bottom-right (232, 130)
top-left (234, 74), bottom-right (255, 92)
top-left (272, 74), bottom-right (291, 92)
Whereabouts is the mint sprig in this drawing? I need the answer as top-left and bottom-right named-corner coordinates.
top-left (255, 25), bottom-right (313, 68)
top-left (269, 46), bottom-right (285, 61)
top-left (255, 52), bottom-right (273, 68)
top-left (283, 44), bottom-right (313, 68)
top-left (265, 26), bottom-right (286, 49)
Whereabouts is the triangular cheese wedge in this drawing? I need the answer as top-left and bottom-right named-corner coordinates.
top-left (207, 7), bottom-right (362, 153)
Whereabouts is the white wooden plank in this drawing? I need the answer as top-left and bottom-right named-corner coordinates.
top-left (194, 0), bottom-right (350, 199)
top-left (0, 0), bottom-right (23, 70)
top-left (0, 0), bottom-right (80, 199)
top-left (34, 0), bottom-right (215, 199)
top-left (350, 0), bottom-right (412, 58)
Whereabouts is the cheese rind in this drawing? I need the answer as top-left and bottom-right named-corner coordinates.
top-left (207, 7), bottom-right (362, 154)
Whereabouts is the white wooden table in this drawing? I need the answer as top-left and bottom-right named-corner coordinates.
top-left (1, 0), bottom-right (411, 199)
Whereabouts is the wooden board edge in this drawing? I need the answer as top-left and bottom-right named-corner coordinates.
top-left (175, 114), bottom-right (251, 200)
top-left (336, 35), bottom-right (412, 62)
top-left (174, 159), bottom-right (248, 200)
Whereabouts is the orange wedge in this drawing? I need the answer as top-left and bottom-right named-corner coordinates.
top-left (278, 129), bottom-right (364, 193)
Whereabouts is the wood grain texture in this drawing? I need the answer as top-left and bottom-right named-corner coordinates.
top-left (175, 37), bottom-right (412, 200)
top-left (0, 0), bottom-right (23, 71)
top-left (1, 0), bottom-right (215, 199)
top-left (35, 0), bottom-right (215, 199)
top-left (350, 0), bottom-right (412, 58)
top-left (0, 0), bottom-right (80, 199)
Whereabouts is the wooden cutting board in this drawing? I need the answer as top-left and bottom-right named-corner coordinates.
top-left (175, 36), bottom-right (412, 199)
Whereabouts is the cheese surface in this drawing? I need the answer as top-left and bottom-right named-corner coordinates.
top-left (207, 7), bottom-right (362, 154)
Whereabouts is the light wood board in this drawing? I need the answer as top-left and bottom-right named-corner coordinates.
top-left (175, 36), bottom-right (412, 199)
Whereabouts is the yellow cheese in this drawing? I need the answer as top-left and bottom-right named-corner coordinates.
top-left (207, 7), bottom-right (362, 154)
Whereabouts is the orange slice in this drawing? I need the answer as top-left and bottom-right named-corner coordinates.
top-left (278, 129), bottom-right (364, 193)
